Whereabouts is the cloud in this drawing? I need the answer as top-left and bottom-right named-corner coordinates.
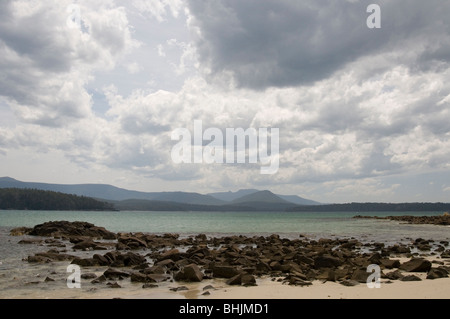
top-left (0, 0), bottom-right (138, 127)
top-left (186, 0), bottom-right (450, 90)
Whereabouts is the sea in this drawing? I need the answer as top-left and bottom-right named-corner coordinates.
top-left (0, 210), bottom-right (449, 299)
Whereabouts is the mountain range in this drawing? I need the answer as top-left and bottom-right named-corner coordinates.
top-left (0, 177), bottom-right (320, 211)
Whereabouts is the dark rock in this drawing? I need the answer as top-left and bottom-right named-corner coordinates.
top-left (400, 258), bottom-right (432, 272)
top-left (212, 265), bottom-right (241, 278)
top-left (351, 268), bottom-right (370, 283)
top-left (71, 258), bottom-right (98, 267)
top-left (380, 259), bottom-right (400, 269)
top-left (294, 254), bottom-right (314, 265)
top-left (103, 268), bottom-right (129, 280)
top-left (36, 251), bottom-right (74, 261)
top-left (400, 275), bottom-right (422, 282)
top-left (10, 227), bottom-right (32, 236)
top-left (81, 273), bottom-right (97, 280)
top-left (141, 266), bottom-right (165, 275)
top-left (131, 272), bottom-right (156, 283)
top-left (287, 278), bottom-right (313, 286)
top-left (226, 274), bottom-right (242, 285)
top-left (426, 268), bottom-right (448, 280)
top-left (203, 285), bottom-right (216, 291)
top-left (385, 270), bottom-right (404, 280)
top-left (159, 249), bottom-right (182, 261)
top-left (368, 253), bottom-right (382, 264)
top-left (340, 280), bottom-right (360, 286)
top-left (170, 286), bottom-right (189, 292)
top-left (317, 269), bottom-right (336, 282)
top-left (142, 283), bottom-right (158, 289)
top-left (73, 240), bottom-right (97, 250)
top-left (181, 264), bottom-right (203, 282)
top-left (269, 261), bottom-right (282, 271)
top-left (18, 239), bottom-right (44, 245)
top-left (29, 221), bottom-right (116, 239)
top-left (174, 264), bottom-right (203, 282)
top-left (202, 291), bottom-right (211, 296)
top-left (314, 255), bottom-right (342, 269)
top-left (118, 235), bottom-right (147, 249)
top-left (107, 282), bottom-right (122, 288)
top-left (44, 276), bottom-right (55, 282)
top-left (91, 275), bottom-right (107, 284)
top-left (93, 254), bottom-right (110, 266)
top-left (241, 274), bottom-right (257, 286)
top-left (27, 255), bottom-right (52, 263)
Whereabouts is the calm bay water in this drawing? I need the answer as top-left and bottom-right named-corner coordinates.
top-left (0, 210), bottom-right (449, 243)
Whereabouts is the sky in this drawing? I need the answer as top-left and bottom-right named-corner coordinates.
top-left (0, 0), bottom-right (450, 203)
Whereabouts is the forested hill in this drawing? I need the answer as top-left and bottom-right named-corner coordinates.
top-left (0, 188), bottom-right (115, 211)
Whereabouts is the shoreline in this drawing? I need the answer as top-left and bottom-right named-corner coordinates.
top-left (1, 220), bottom-right (449, 299)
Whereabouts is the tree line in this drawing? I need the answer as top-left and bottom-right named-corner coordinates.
top-left (0, 188), bottom-right (115, 211)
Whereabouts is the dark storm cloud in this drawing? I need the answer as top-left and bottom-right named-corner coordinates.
top-left (187, 0), bottom-right (450, 89)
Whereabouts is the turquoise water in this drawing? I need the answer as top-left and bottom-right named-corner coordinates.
top-left (0, 210), bottom-right (449, 243)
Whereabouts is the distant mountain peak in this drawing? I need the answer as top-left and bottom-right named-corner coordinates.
top-left (231, 190), bottom-right (290, 204)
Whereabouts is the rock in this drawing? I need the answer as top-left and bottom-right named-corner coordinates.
top-left (118, 235), bottom-right (147, 249)
top-left (156, 259), bottom-right (175, 268)
top-left (103, 268), bottom-right (130, 280)
top-left (368, 253), bottom-right (382, 264)
top-left (294, 255), bottom-right (314, 265)
top-left (241, 274), bottom-right (257, 286)
top-left (385, 270), bottom-right (404, 280)
top-left (287, 278), bottom-right (313, 286)
top-left (29, 221), bottom-right (116, 239)
top-left (400, 258), bottom-right (432, 272)
top-left (93, 254), bottom-right (110, 266)
top-left (142, 283), bottom-right (158, 289)
top-left (35, 251), bottom-right (75, 261)
top-left (269, 261), bottom-right (282, 271)
top-left (212, 265), bottom-right (241, 278)
top-left (226, 274), bottom-right (242, 285)
top-left (317, 269), bottom-right (336, 282)
top-left (107, 282), bottom-right (122, 288)
top-left (18, 239), bottom-right (44, 245)
top-left (351, 268), bottom-right (370, 283)
top-left (10, 227), bottom-right (32, 236)
top-left (81, 273), bottom-right (97, 279)
top-left (203, 285), bottom-right (216, 291)
top-left (91, 275), bottom-right (107, 284)
top-left (27, 256), bottom-right (53, 263)
top-left (314, 255), bottom-right (342, 269)
top-left (44, 276), bottom-right (55, 282)
top-left (340, 280), bottom-right (360, 287)
top-left (170, 286), bottom-right (189, 292)
top-left (103, 251), bottom-right (146, 267)
top-left (159, 249), bottom-right (182, 261)
top-left (71, 258), bottom-right (99, 267)
top-left (400, 275), bottom-right (422, 282)
top-left (426, 268), bottom-right (448, 280)
top-left (174, 264), bottom-right (203, 282)
top-left (441, 250), bottom-right (450, 258)
top-left (183, 264), bottom-right (204, 282)
top-left (202, 291), bottom-right (211, 296)
top-left (141, 266), bottom-right (165, 275)
top-left (73, 240), bottom-right (99, 250)
top-left (130, 272), bottom-right (155, 283)
top-left (380, 259), bottom-right (400, 269)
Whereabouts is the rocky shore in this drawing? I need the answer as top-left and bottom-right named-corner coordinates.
top-left (9, 220), bottom-right (449, 295)
top-left (353, 214), bottom-right (450, 226)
